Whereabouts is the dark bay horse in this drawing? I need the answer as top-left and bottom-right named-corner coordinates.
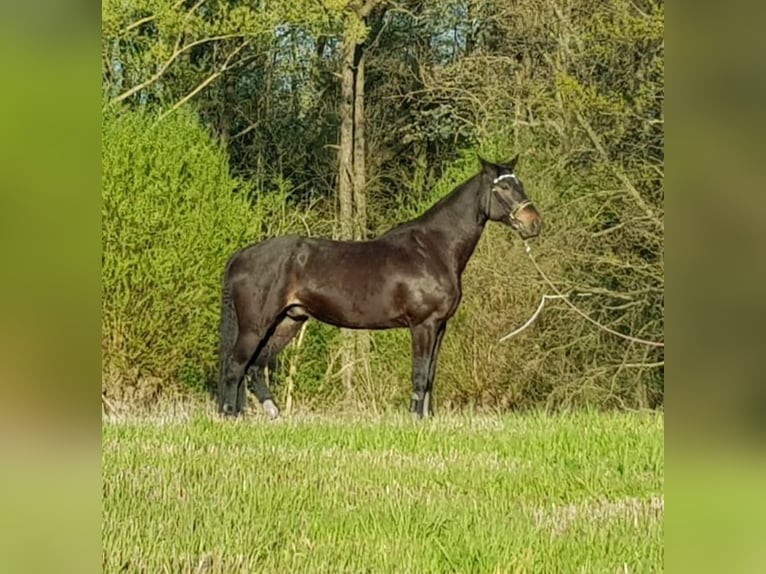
top-left (218, 156), bottom-right (542, 418)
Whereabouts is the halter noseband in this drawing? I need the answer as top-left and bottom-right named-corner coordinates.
top-left (492, 173), bottom-right (532, 219)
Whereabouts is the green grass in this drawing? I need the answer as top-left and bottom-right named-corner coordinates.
top-left (103, 411), bottom-right (663, 573)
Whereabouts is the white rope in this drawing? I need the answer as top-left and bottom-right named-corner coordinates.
top-left (498, 294), bottom-right (567, 342)
top-left (499, 242), bottom-right (665, 347)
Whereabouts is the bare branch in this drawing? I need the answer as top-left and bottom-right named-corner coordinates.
top-left (123, 0), bottom-right (188, 33)
top-left (155, 41), bottom-right (250, 124)
top-left (574, 109), bottom-right (663, 231)
top-left (620, 361), bottom-right (664, 369)
top-left (110, 34), bottom-right (248, 105)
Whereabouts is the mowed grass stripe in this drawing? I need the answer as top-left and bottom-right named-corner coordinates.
top-left (103, 412), bottom-right (663, 573)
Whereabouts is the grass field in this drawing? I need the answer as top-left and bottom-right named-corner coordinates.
top-left (102, 410), bottom-right (663, 573)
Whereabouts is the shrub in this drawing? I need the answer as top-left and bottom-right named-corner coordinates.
top-left (102, 106), bottom-right (260, 402)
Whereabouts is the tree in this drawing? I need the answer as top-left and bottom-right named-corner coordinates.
top-left (337, 0), bottom-right (383, 396)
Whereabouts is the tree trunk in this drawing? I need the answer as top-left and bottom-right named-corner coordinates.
top-left (339, 29), bottom-right (356, 397)
top-left (352, 43), bottom-right (367, 241)
top-left (338, 36), bottom-right (355, 242)
top-left (338, 2), bottom-right (377, 402)
top-left (352, 41), bottom-right (371, 386)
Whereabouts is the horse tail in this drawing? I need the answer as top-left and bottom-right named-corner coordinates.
top-left (217, 261), bottom-right (239, 405)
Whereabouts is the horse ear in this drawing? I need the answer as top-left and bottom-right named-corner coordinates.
top-left (478, 155), bottom-right (498, 177)
top-left (502, 154), bottom-right (519, 172)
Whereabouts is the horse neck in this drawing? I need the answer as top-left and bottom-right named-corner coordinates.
top-left (421, 174), bottom-right (488, 274)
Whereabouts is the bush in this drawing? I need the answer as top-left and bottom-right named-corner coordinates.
top-left (102, 106), bottom-right (262, 402)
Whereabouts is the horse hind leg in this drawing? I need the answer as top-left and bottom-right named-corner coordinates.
top-left (247, 315), bottom-right (306, 419)
top-left (219, 271), bottom-right (289, 416)
top-left (218, 284), bottom-right (242, 415)
top-left (220, 328), bottom-right (262, 416)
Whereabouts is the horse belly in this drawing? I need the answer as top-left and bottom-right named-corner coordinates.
top-left (294, 276), bottom-right (408, 330)
top-left (298, 290), bottom-right (403, 329)
top-left (296, 274), bottom-right (453, 330)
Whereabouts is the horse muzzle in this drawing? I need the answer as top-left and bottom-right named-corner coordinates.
top-left (510, 204), bottom-right (542, 239)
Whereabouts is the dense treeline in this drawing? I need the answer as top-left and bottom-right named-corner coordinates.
top-left (102, 0), bottom-right (664, 411)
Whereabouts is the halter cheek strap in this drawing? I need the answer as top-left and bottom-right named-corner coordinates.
top-left (491, 173), bottom-right (532, 219)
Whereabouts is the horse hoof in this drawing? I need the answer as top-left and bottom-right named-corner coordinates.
top-left (262, 400), bottom-right (280, 420)
top-left (221, 404), bottom-right (238, 417)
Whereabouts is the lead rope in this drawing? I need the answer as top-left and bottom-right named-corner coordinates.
top-left (499, 242), bottom-right (665, 347)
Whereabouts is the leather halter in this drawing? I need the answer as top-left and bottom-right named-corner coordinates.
top-left (491, 173), bottom-right (532, 220)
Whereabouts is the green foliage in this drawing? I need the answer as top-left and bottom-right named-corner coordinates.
top-left (103, 412), bottom-right (664, 573)
top-left (102, 106), bottom-right (260, 398)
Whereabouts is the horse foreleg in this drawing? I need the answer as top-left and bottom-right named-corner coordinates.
top-left (410, 323), bottom-right (438, 419)
top-left (423, 323), bottom-right (446, 418)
